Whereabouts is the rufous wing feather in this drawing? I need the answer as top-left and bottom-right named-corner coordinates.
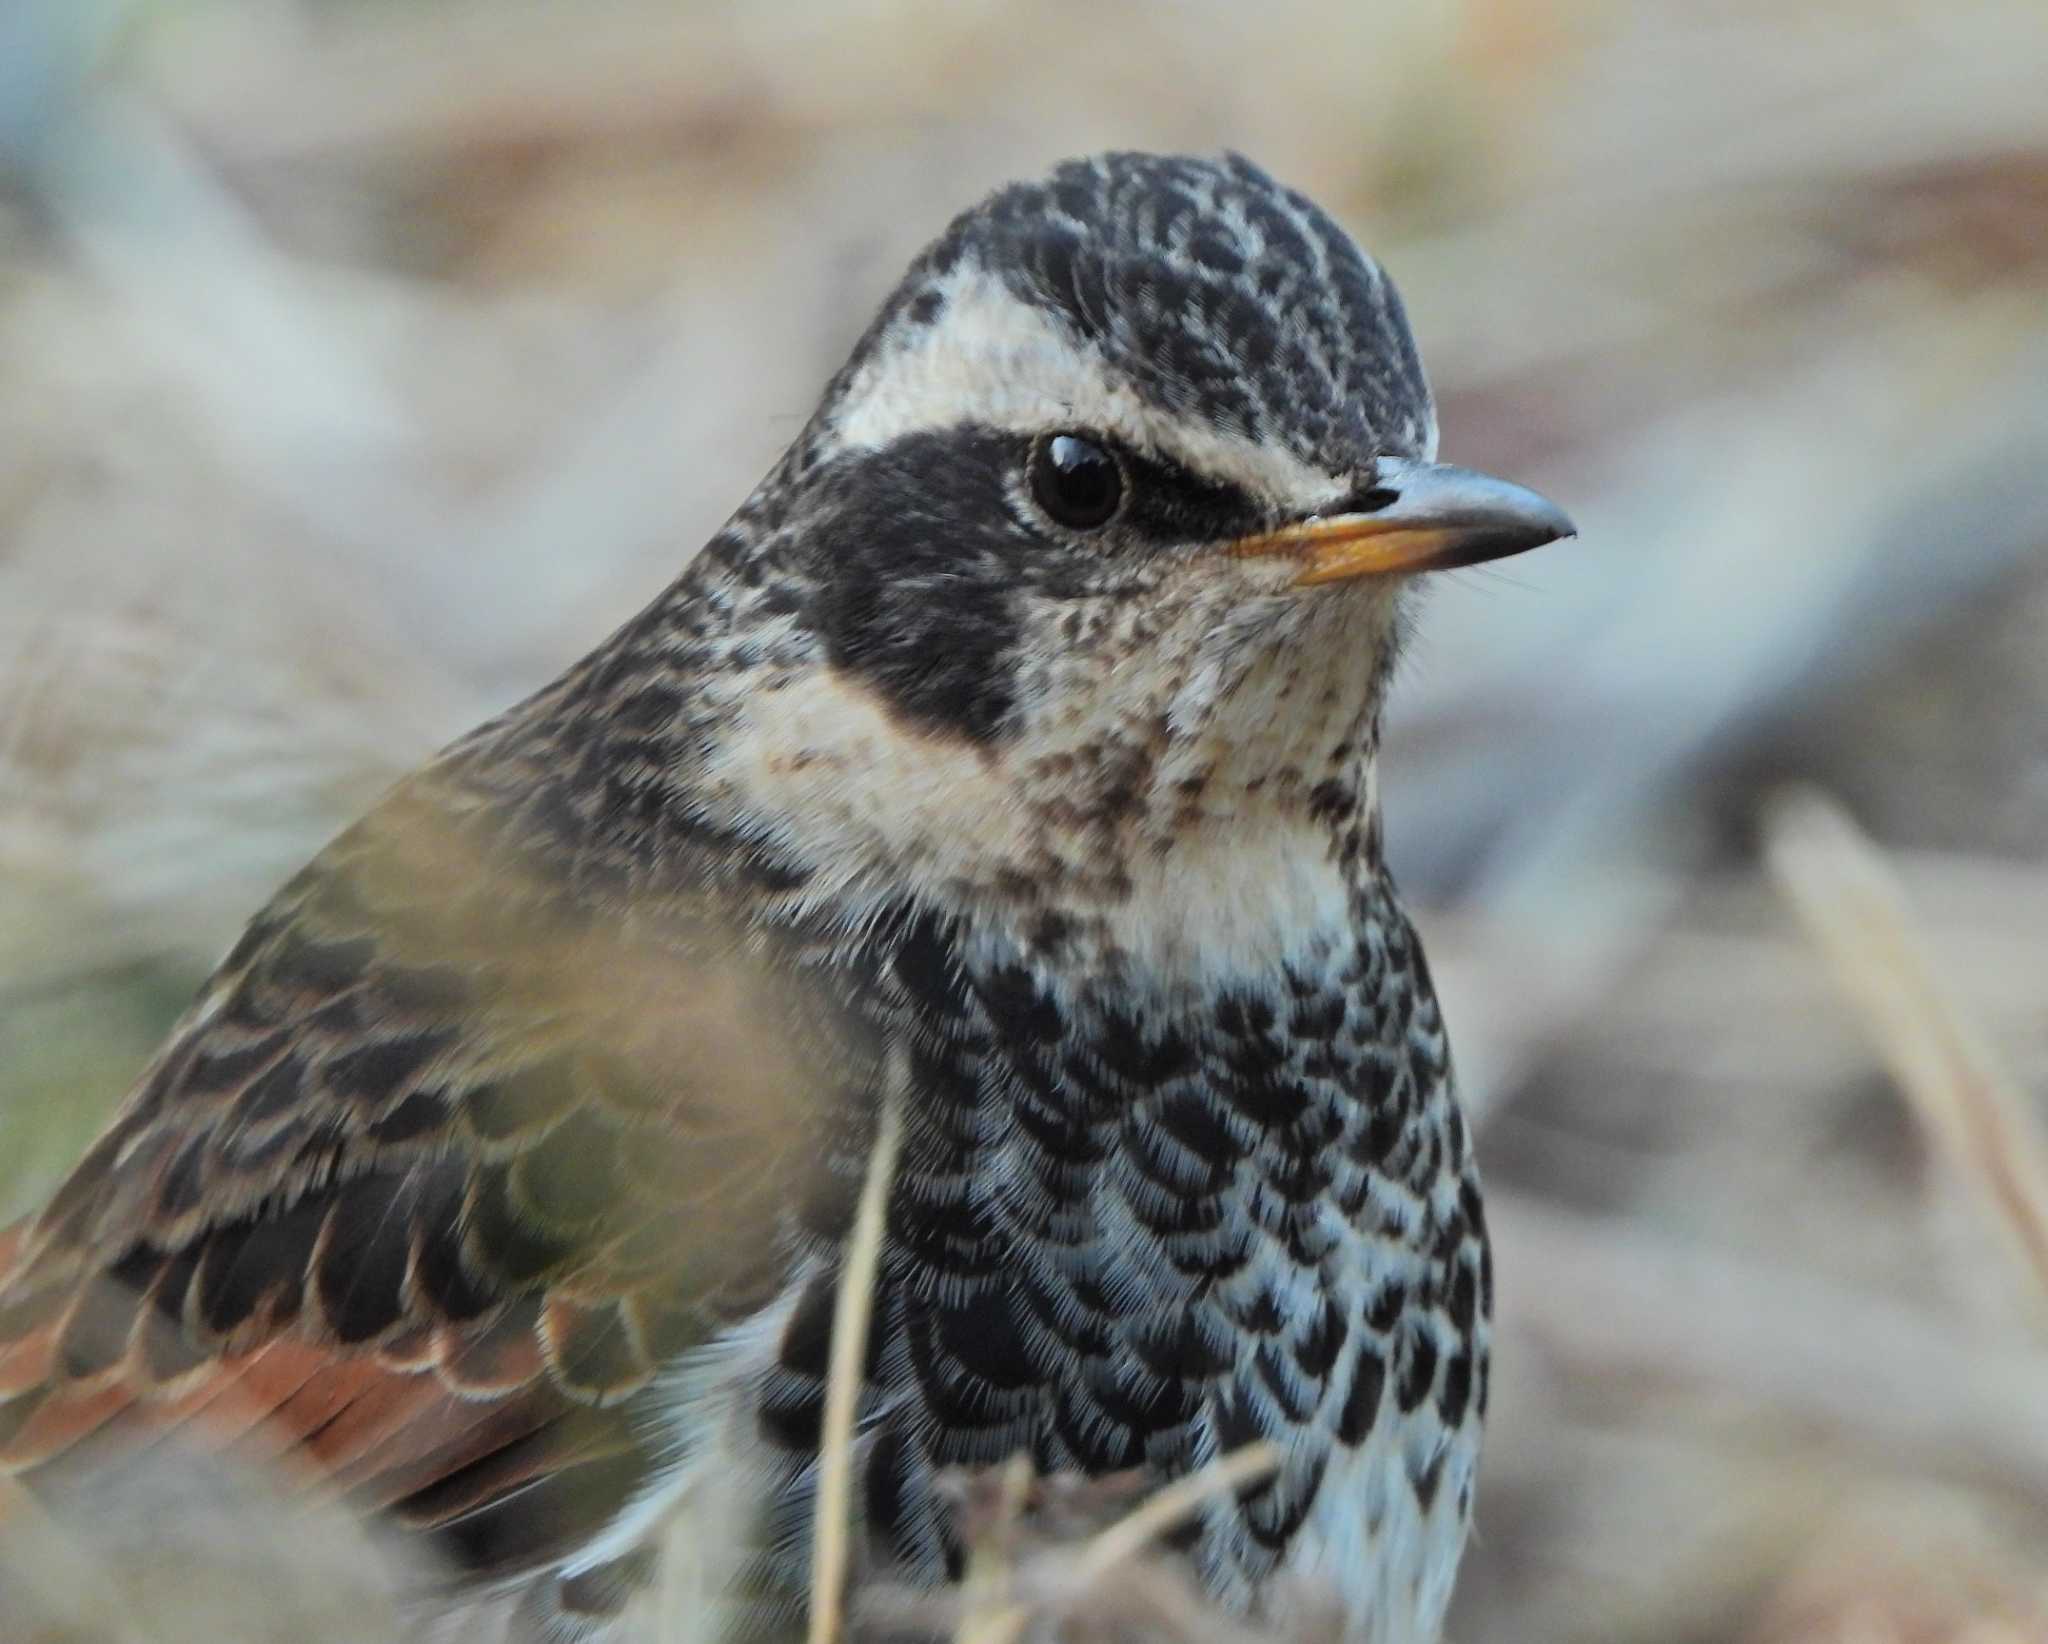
top-left (0, 762), bottom-right (848, 1585)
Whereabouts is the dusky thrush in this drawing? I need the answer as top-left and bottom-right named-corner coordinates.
top-left (0, 151), bottom-right (1573, 1643)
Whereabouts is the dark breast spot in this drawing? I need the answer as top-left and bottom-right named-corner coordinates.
top-left (1336, 1340), bottom-right (1386, 1445)
top-left (1243, 1448), bottom-right (1326, 1552)
top-left (1294, 1296), bottom-right (1348, 1381)
top-left (1130, 1306), bottom-right (1234, 1382)
top-left (1208, 1380), bottom-right (1267, 1460)
top-left (1149, 1092), bottom-right (1248, 1171)
top-left (1225, 1281), bottom-right (1285, 1336)
top-left (1088, 1010), bottom-right (1197, 1088)
top-left (1411, 1444), bottom-right (1448, 1512)
top-left (757, 1369), bottom-right (826, 1453)
top-left (1395, 1328), bottom-right (1440, 1414)
top-left (974, 962), bottom-right (1065, 1048)
top-left (930, 1287), bottom-right (1040, 1392)
top-left (861, 1416), bottom-right (922, 1564)
top-left (1438, 1348), bottom-right (1474, 1430)
top-left (778, 1268), bottom-right (890, 1385)
top-left (1447, 1262), bottom-right (1479, 1337)
top-left (1253, 1341), bottom-right (1318, 1423)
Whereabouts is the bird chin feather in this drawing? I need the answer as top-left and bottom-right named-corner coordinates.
top-left (699, 575), bottom-right (1398, 983)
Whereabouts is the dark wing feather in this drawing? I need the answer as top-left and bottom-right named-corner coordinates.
top-left (0, 761), bottom-right (842, 1583)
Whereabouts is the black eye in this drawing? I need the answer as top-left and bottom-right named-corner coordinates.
top-left (1029, 433), bottom-right (1125, 530)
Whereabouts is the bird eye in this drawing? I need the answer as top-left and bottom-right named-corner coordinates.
top-left (1028, 433), bottom-right (1125, 531)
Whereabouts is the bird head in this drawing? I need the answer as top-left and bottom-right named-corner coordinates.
top-left (664, 153), bottom-right (1572, 958)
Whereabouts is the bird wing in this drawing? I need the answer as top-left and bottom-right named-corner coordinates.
top-left (0, 763), bottom-right (843, 1585)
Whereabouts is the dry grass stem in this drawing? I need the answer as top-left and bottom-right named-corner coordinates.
top-left (808, 1054), bottom-right (908, 1644)
top-left (949, 1442), bottom-right (1282, 1644)
top-left (952, 1453), bottom-right (1038, 1644)
top-left (1067, 1441), bottom-right (1281, 1586)
top-left (1763, 786), bottom-right (2048, 1306)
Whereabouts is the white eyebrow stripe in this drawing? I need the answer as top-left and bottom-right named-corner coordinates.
top-left (827, 268), bottom-right (1352, 516)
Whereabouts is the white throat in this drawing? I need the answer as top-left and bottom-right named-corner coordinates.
top-left (696, 616), bottom-right (1385, 987)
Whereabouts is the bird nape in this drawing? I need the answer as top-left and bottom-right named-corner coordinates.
top-left (0, 151), bottom-right (1570, 1644)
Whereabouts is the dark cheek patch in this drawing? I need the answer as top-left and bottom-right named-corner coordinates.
top-left (808, 433), bottom-right (1029, 745)
top-left (816, 567), bottom-right (1019, 744)
top-left (802, 429), bottom-right (1266, 743)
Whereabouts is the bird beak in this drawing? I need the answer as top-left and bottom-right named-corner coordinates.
top-left (1230, 458), bottom-right (1576, 586)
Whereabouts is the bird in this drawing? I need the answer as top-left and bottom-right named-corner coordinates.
top-left (0, 151), bottom-right (1572, 1643)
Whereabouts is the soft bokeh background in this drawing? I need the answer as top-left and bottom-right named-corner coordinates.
top-left (4, 0), bottom-right (2048, 1639)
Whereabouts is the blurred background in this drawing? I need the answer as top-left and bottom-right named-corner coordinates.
top-left (3, 0), bottom-right (2047, 1639)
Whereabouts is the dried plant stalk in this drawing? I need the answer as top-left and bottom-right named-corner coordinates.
top-left (953, 1442), bottom-right (1282, 1644)
top-left (952, 1453), bottom-right (1038, 1644)
top-left (808, 1056), bottom-right (908, 1644)
top-left (1066, 1441), bottom-right (1280, 1585)
top-left (1763, 785), bottom-right (2048, 1303)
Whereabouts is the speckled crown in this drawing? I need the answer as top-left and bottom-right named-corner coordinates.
top-left (840, 151), bottom-right (1437, 474)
